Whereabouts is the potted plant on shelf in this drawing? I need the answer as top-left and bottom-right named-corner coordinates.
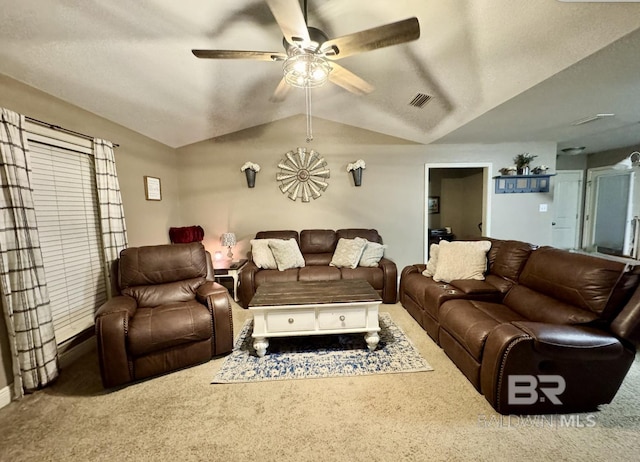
top-left (532, 165), bottom-right (549, 175)
top-left (499, 166), bottom-right (517, 176)
top-left (241, 162), bottom-right (260, 188)
top-left (513, 153), bottom-right (537, 175)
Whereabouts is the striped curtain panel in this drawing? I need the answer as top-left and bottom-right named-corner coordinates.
top-left (0, 108), bottom-right (59, 398)
top-left (93, 139), bottom-right (128, 296)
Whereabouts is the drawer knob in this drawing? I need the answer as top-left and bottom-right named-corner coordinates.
top-left (288, 318), bottom-right (294, 324)
top-left (339, 315), bottom-right (346, 322)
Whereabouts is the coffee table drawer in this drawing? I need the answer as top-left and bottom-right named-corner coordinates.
top-left (266, 310), bottom-right (316, 332)
top-left (318, 309), bottom-right (366, 330)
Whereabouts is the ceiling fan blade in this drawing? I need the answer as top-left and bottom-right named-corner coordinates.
top-left (270, 77), bottom-right (292, 103)
top-left (266, 0), bottom-right (310, 46)
top-left (321, 17), bottom-right (420, 60)
top-left (328, 63), bottom-right (374, 96)
top-left (192, 50), bottom-right (286, 61)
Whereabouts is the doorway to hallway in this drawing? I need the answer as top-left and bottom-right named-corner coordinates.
top-left (424, 163), bottom-right (492, 262)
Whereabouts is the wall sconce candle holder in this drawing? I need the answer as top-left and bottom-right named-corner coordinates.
top-left (347, 159), bottom-right (366, 187)
top-left (241, 162), bottom-right (260, 188)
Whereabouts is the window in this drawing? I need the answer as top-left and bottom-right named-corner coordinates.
top-left (27, 133), bottom-right (106, 344)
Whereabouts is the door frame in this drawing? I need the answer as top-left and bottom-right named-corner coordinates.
top-left (424, 162), bottom-right (493, 263)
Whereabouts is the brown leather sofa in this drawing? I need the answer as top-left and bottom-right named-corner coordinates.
top-left (400, 238), bottom-right (640, 414)
top-left (95, 242), bottom-right (233, 388)
top-left (239, 229), bottom-right (397, 308)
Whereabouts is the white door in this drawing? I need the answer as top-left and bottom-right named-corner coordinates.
top-left (552, 171), bottom-right (583, 250)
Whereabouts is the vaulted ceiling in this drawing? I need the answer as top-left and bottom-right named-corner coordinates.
top-left (1, 0), bottom-right (640, 152)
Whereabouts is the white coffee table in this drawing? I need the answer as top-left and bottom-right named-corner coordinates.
top-left (248, 280), bottom-right (382, 357)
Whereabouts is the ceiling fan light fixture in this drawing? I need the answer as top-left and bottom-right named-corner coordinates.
top-left (283, 52), bottom-right (331, 88)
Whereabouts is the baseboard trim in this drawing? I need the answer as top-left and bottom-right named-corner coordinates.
top-left (0, 384), bottom-right (13, 409)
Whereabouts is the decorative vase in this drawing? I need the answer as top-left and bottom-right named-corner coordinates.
top-left (517, 166), bottom-right (530, 175)
top-left (245, 169), bottom-right (256, 188)
top-left (351, 168), bottom-right (363, 187)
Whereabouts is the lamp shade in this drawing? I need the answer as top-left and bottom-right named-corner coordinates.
top-left (220, 232), bottom-right (236, 247)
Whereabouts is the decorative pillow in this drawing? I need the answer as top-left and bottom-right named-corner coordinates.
top-left (268, 238), bottom-right (305, 271)
top-left (432, 240), bottom-right (492, 283)
top-left (359, 240), bottom-right (387, 267)
top-left (250, 239), bottom-right (278, 269)
top-left (422, 243), bottom-right (440, 277)
top-left (330, 237), bottom-right (367, 269)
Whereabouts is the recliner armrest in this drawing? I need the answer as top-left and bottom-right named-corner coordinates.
top-left (449, 279), bottom-right (501, 297)
top-left (401, 264), bottom-right (427, 278)
top-left (196, 280), bottom-right (229, 299)
top-left (378, 257), bottom-right (398, 303)
top-left (94, 295), bottom-right (138, 388)
top-left (480, 321), bottom-right (634, 414)
top-left (197, 281), bottom-right (233, 355)
top-left (512, 321), bottom-right (624, 360)
top-left (239, 261), bottom-right (259, 308)
top-left (95, 295), bottom-right (137, 319)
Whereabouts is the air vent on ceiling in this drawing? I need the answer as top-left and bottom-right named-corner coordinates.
top-left (409, 93), bottom-right (432, 108)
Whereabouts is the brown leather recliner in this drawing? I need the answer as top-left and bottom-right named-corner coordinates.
top-left (95, 242), bottom-right (233, 388)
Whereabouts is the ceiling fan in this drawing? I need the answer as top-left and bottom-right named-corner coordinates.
top-left (192, 0), bottom-right (420, 102)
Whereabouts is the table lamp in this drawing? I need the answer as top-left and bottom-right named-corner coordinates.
top-left (220, 232), bottom-right (236, 259)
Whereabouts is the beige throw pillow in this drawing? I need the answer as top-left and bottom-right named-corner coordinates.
top-left (268, 238), bottom-right (305, 271)
top-left (432, 240), bottom-right (492, 283)
top-left (250, 239), bottom-right (278, 269)
top-left (330, 237), bottom-right (367, 269)
top-left (359, 240), bottom-right (387, 267)
top-left (422, 243), bottom-right (440, 277)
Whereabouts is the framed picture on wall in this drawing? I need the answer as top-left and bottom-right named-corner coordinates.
top-left (428, 196), bottom-right (440, 214)
top-left (144, 176), bottom-right (162, 201)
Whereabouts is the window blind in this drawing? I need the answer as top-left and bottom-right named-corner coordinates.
top-left (28, 140), bottom-right (106, 344)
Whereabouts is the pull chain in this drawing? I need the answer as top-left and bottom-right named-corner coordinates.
top-left (305, 85), bottom-right (313, 142)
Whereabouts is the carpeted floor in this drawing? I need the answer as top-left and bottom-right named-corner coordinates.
top-left (1, 302), bottom-right (639, 461)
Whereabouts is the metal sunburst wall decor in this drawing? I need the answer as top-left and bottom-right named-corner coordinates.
top-left (277, 147), bottom-right (330, 202)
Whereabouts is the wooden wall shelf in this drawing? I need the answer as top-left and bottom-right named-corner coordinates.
top-left (493, 174), bottom-right (554, 194)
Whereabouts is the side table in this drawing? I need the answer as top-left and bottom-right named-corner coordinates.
top-left (213, 259), bottom-right (248, 302)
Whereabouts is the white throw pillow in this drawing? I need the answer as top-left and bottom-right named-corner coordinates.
top-left (432, 240), bottom-right (492, 283)
top-left (422, 243), bottom-right (440, 277)
top-left (330, 237), bottom-right (368, 269)
top-left (359, 240), bottom-right (387, 267)
top-left (268, 238), bottom-right (306, 271)
top-left (250, 239), bottom-right (278, 269)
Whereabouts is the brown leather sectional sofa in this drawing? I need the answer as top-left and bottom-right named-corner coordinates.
top-left (400, 238), bottom-right (640, 415)
top-left (239, 229), bottom-right (397, 308)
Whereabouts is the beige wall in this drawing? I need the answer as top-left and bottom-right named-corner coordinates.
top-left (0, 74), bottom-right (181, 391)
top-left (0, 74), bottom-right (558, 396)
top-left (177, 116), bottom-right (558, 273)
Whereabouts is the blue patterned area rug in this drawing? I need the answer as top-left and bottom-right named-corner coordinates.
top-left (212, 313), bottom-right (433, 383)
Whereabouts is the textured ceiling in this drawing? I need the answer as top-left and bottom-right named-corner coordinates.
top-left (1, 0), bottom-right (640, 151)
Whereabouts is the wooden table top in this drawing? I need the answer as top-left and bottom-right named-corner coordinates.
top-left (249, 280), bottom-right (382, 307)
top-left (213, 258), bottom-right (247, 272)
